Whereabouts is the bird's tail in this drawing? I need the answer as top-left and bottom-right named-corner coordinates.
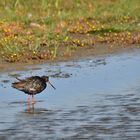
top-left (12, 82), bottom-right (24, 90)
top-left (15, 77), bottom-right (22, 81)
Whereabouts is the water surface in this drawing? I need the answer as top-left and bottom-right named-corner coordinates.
top-left (0, 50), bottom-right (140, 139)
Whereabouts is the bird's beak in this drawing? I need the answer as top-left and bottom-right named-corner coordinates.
top-left (48, 81), bottom-right (56, 90)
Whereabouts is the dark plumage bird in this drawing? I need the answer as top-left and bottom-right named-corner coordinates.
top-left (12, 76), bottom-right (56, 104)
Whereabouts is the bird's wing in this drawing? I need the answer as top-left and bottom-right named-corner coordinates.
top-left (12, 78), bottom-right (35, 92)
top-left (24, 76), bottom-right (40, 82)
top-left (15, 76), bottom-right (39, 83)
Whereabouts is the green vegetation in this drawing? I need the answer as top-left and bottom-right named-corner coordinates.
top-left (0, 0), bottom-right (140, 62)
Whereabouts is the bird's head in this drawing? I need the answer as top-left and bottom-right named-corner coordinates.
top-left (41, 76), bottom-right (56, 90)
top-left (42, 76), bottom-right (49, 82)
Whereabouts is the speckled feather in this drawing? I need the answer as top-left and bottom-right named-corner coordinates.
top-left (12, 76), bottom-right (47, 95)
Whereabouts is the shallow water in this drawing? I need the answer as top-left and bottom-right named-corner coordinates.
top-left (0, 50), bottom-right (140, 139)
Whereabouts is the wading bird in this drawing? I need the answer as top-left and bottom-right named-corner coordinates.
top-left (12, 76), bottom-right (56, 104)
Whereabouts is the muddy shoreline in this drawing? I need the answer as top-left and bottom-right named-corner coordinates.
top-left (0, 44), bottom-right (140, 72)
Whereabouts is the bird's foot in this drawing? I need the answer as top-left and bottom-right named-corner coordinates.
top-left (31, 95), bottom-right (36, 104)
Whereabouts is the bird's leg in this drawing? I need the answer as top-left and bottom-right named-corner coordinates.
top-left (28, 95), bottom-right (30, 104)
top-left (31, 103), bottom-right (35, 113)
top-left (32, 95), bottom-right (36, 104)
top-left (28, 95), bottom-right (31, 112)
